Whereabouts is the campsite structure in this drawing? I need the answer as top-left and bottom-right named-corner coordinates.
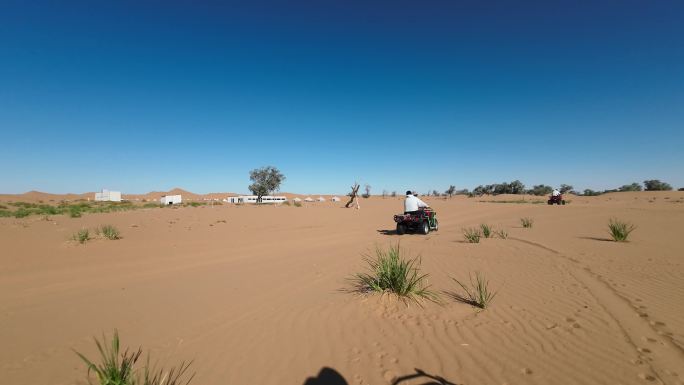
top-left (94, 189), bottom-right (121, 202)
top-left (224, 195), bottom-right (287, 204)
top-left (161, 194), bottom-right (182, 205)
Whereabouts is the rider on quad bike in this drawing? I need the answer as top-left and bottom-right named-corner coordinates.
top-left (393, 191), bottom-right (439, 235)
top-left (547, 188), bottom-right (566, 205)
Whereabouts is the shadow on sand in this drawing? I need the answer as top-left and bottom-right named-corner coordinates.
top-left (577, 236), bottom-right (614, 242)
top-left (377, 229), bottom-right (398, 235)
top-left (303, 367), bottom-right (348, 385)
top-left (392, 368), bottom-right (459, 385)
top-left (303, 367), bottom-right (458, 385)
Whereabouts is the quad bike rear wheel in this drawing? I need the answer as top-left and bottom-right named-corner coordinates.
top-left (433, 218), bottom-right (439, 231)
top-left (396, 223), bottom-right (406, 235)
top-left (421, 221), bottom-right (430, 235)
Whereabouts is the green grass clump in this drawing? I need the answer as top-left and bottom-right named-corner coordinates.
top-left (70, 207), bottom-right (83, 218)
top-left (281, 201), bottom-right (291, 206)
top-left (14, 208), bottom-right (31, 218)
top-left (495, 229), bottom-right (508, 239)
top-left (352, 244), bottom-right (439, 305)
top-left (293, 201), bottom-right (302, 207)
top-left (0, 209), bottom-right (14, 217)
top-left (143, 202), bottom-right (161, 208)
top-left (520, 217), bottom-right (534, 228)
top-left (462, 228), bottom-right (481, 243)
top-left (480, 224), bottom-right (493, 238)
top-left (450, 272), bottom-right (498, 309)
top-left (608, 218), bottom-right (636, 242)
top-left (99, 225), bottom-right (121, 240)
top-left (73, 229), bottom-right (91, 244)
top-left (74, 330), bottom-right (194, 385)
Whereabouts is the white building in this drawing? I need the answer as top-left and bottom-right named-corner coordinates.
top-left (94, 189), bottom-right (121, 202)
top-left (225, 195), bottom-right (287, 204)
top-left (331, 196), bottom-right (341, 202)
top-left (317, 196), bottom-right (326, 202)
top-left (293, 197), bottom-right (302, 202)
top-left (161, 194), bottom-right (182, 205)
top-left (304, 197), bottom-right (314, 202)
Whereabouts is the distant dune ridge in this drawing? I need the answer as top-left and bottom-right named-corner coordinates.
top-left (0, 188), bottom-right (350, 203)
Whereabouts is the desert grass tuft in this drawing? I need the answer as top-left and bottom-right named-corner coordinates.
top-left (73, 229), bottom-right (91, 244)
top-left (520, 217), bottom-right (534, 228)
top-left (450, 272), bottom-right (498, 309)
top-left (293, 201), bottom-right (302, 207)
top-left (99, 225), bottom-right (121, 240)
top-left (462, 227), bottom-right (481, 243)
top-left (74, 330), bottom-right (141, 385)
top-left (74, 330), bottom-right (195, 385)
top-left (480, 224), bottom-right (493, 238)
top-left (495, 229), bottom-right (508, 239)
top-left (608, 218), bottom-right (636, 242)
top-left (352, 243), bottom-right (439, 305)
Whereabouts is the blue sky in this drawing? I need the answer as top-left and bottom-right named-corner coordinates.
top-left (1, 1), bottom-right (682, 194)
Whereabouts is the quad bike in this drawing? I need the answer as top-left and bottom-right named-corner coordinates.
top-left (394, 208), bottom-right (438, 235)
top-left (548, 194), bottom-right (566, 205)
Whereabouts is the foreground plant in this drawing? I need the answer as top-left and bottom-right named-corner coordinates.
top-left (450, 272), bottom-right (498, 309)
top-left (479, 224), bottom-right (493, 238)
top-left (73, 229), bottom-right (91, 244)
top-left (74, 330), bottom-right (194, 385)
top-left (495, 229), bottom-right (508, 239)
top-left (462, 228), bottom-right (481, 243)
top-left (520, 217), bottom-right (534, 228)
top-left (99, 225), bottom-right (121, 240)
top-left (608, 218), bottom-right (636, 242)
top-left (352, 243), bottom-right (439, 305)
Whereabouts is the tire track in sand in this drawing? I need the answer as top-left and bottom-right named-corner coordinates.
top-left (510, 237), bottom-right (684, 384)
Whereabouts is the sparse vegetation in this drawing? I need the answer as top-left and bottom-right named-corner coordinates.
top-left (352, 244), bottom-right (439, 305)
top-left (74, 330), bottom-right (194, 385)
top-left (73, 229), bottom-right (91, 244)
top-left (450, 272), bottom-right (498, 309)
top-left (495, 229), bottom-right (508, 239)
top-left (520, 217), bottom-right (533, 228)
top-left (281, 200), bottom-right (291, 206)
top-left (608, 218), bottom-right (636, 242)
top-left (249, 165), bottom-right (286, 203)
top-left (293, 201), bottom-right (302, 207)
top-left (462, 228), bottom-right (481, 243)
top-left (480, 224), bottom-right (493, 238)
top-left (99, 225), bottom-right (121, 240)
top-left (644, 179), bottom-right (672, 191)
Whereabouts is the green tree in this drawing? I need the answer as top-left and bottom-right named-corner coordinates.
top-left (618, 183), bottom-right (642, 192)
top-left (249, 166), bottom-right (285, 203)
top-left (643, 180), bottom-right (672, 191)
top-left (445, 185), bottom-right (456, 198)
top-left (560, 184), bottom-right (574, 194)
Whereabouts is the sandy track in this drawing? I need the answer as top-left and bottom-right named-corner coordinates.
top-left (1, 192), bottom-right (683, 385)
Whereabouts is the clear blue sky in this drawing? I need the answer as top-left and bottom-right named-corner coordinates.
top-left (1, 1), bottom-right (682, 195)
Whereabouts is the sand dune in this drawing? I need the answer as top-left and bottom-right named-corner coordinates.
top-left (1, 191), bottom-right (683, 385)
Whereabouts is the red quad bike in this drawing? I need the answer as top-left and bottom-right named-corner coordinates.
top-left (394, 208), bottom-right (438, 235)
top-left (548, 194), bottom-right (566, 205)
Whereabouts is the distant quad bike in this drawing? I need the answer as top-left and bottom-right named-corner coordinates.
top-left (548, 194), bottom-right (566, 205)
top-left (394, 208), bottom-right (438, 235)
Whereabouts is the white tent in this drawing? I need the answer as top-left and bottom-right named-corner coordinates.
top-left (304, 197), bottom-right (314, 202)
top-left (331, 196), bottom-right (341, 202)
top-left (317, 196), bottom-right (326, 202)
top-left (293, 197), bottom-right (302, 202)
top-left (160, 195), bottom-right (182, 205)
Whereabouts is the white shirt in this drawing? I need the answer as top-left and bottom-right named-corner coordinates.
top-left (552, 189), bottom-right (561, 196)
top-left (404, 195), bottom-right (428, 212)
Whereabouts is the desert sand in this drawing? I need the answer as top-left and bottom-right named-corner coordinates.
top-left (1, 191), bottom-right (683, 385)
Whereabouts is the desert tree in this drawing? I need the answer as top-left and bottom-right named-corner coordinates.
top-left (362, 184), bottom-right (371, 198)
top-left (432, 190), bottom-right (440, 197)
top-left (382, 190), bottom-right (388, 199)
top-left (644, 180), bottom-right (672, 191)
top-left (560, 184), bottom-right (574, 194)
top-left (445, 185), bottom-right (456, 198)
top-left (391, 191), bottom-right (397, 197)
top-left (618, 182), bottom-right (642, 192)
top-left (249, 166), bottom-right (285, 203)
top-left (345, 183), bottom-right (361, 208)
